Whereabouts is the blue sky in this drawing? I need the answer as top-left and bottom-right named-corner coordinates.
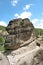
top-left (0, 0), bottom-right (43, 29)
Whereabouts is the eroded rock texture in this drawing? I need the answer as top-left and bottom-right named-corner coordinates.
top-left (5, 18), bottom-right (35, 49)
top-left (0, 52), bottom-right (9, 65)
top-left (3, 18), bottom-right (43, 65)
top-left (7, 47), bottom-right (43, 65)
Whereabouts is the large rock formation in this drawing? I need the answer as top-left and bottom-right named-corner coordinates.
top-left (7, 46), bottom-right (43, 65)
top-left (2, 18), bottom-right (43, 65)
top-left (4, 18), bottom-right (35, 49)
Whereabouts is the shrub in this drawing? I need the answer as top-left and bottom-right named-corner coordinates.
top-left (0, 36), bottom-right (5, 45)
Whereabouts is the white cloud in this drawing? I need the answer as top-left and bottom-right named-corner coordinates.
top-left (31, 19), bottom-right (38, 24)
top-left (14, 11), bottom-right (32, 19)
top-left (31, 19), bottom-right (39, 28)
top-left (0, 21), bottom-right (7, 27)
top-left (23, 4), bottom-right (30, 10)
top-left (39, 23), bottom-right (43, 29)
top-left (11, 0), bottom-right (18, 6)
top-left (15, 13), bottom-right (19, 17)
top-left (40, 19), bottom-right (43, 22)
top-left (31, 19), bottom-right (43, 29)
top-left (41, 12), bottom-right (43, 15)
top-left (36, 23), bottom-right (43, 29)
top-left (23, 4), bottom-right (33, 10)
top-left (39, 19), bottom-right (43, 29)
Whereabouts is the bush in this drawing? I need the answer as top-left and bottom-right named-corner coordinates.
top-left (0, 45), bottom-right (5, 51)
top-left (0, 36), bottom-right (5, 45)
top-left (0, 36), bottom-right (6, 51)
top-left (0, 25), bottom-right (6, 31)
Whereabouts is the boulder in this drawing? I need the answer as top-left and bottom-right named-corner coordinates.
top-left (5, 18), bottom-right (35, 49)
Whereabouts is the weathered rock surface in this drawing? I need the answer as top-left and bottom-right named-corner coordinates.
top-left (5, 18), bottom-right (35, 49)
top-left (0, 52), bottom-right (9, 65)
top-left (1, 18), bottom-right (43, 65)
top-left (7, 46), bottom-right (43, 65)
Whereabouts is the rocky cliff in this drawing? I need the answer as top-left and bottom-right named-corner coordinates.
top-left (5, 18), bottom-right (35, 49)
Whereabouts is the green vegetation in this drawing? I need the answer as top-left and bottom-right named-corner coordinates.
top-left (0, 25), bottom-right (6, 51)
top-left (0, 36), bottom-right (5, 45)
top-left (34, 28), bottom-right (43, 37)
top-left (0, 45), bottom-right (5, 51)
top-left (0, 25), bottom-right (6, 31)
top-left (0, 36), bottom-right (5, 51)
top-left (20, 21), bottom-right (24, 26)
